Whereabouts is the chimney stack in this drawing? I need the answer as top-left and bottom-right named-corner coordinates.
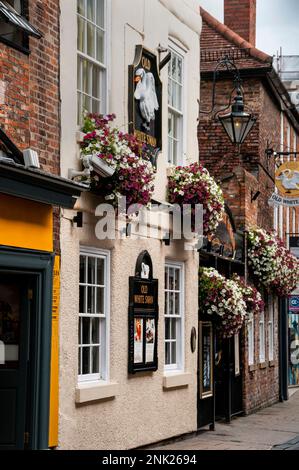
top-left (224, 0), bottom-right (256, 46)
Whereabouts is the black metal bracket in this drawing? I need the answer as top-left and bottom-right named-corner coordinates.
top-left (199, 55), bottom-right (243, 118)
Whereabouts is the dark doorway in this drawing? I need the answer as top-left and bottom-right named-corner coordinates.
top-left (215, 331), bottom-right (243, 421)
top-left (0, 274), bottom-right (32, 449)
top-left (0, 248), bottom-right (53, 449)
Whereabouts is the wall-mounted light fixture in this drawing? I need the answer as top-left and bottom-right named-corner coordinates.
top-left (200, 55), bottom-right (256, 146)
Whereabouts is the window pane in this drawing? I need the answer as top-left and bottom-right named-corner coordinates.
top-left (78, 347), bottom-right (82, 375)
top-left (92, 346), bottom-right (99, 373)
top-left (88, 256), bottom-right (96, 284)
top-left (171, 54), bottom-right (176, 79)
top-left (171, 342), bottom-right (177, 364)
top-left (165, 342), bottom-right (171, 365)
top-left (96, 287), bottom-right (104, 314)
top-left (175, 293), bottom-right (180, 315)
top-left (82, 317), bottom-right (90, 345)
top-left (82, 347), bottom-right (90, 374)
top-left (165, 318), bottom-right (176, 340)
top-left (87, 0), bottom-right (95, 21)
top-left (91, 317), bottom-right (100, 344)
top-left (87, 286), bottom-right (96, 313)
top-left (174, 269), bottom-right (180, 290)
top-left (82, 59), bottom-right (90, 94)
top-left (77, 16), bottom-right (85, 52)
top-left (77, 58), bottom-right (82, 92)
top-left (83, 94), bottom-right (91, 113)
top-left (96, 258), bottom-right (105, 285)
top-left (91, 99), bottom-right (100, 113)
top-left (78, 317), bottom-right (82, 344)
top-left (168, 292), bottom-right (174, 315)
top-left (77, 0), bottom-right (85, 15)
top-left (92, 65), bottom-right (100, 99)
top-left (96, 28), bottom-right (105, 63)
top-left (87, 22), bottom-right (95, 58)
top-left (77, 92), bottom-right (82, 125)
top-left (79, 286), bottom-right (86, 313)
top-left (168, 112), bottom-right (173, 137)
top-left (164, 291), bottom-right (168, 316)
top-left (169, 268), bottom-right (174, 290)
top-left (96, 0), bottom-right (105, 28)
top-left (177, 57), bottom-right (183, 83)
top-left (80, 255), bottom-right (86, 283)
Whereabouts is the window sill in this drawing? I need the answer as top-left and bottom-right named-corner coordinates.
top-left (259, 362), bottom-right (267, 370)
top-left (163, 372), bottom-right (192, 390)
top-left (75, 381), bottom-right (119, 404)
top-left (269, 360), bottom-right (276, 368)
top-left (248, 364), bottom-right (257, 372)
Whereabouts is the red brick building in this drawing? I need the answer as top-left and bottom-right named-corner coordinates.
top-left (198, 0), bottom-right (299, 417)
top-left (0, 1), bottom-right (83, 449)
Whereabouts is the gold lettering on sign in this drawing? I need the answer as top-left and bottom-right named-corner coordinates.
top-left (134, 130), bottom-right (157, 148)
top-left (134, 295), bottom-right (145, 304)
top-left (141, 285), bottom-right (148, 294)
top-left (142, 56), bottom-right (151, 71)
top-left (145, 296), bottom-right (154, 304)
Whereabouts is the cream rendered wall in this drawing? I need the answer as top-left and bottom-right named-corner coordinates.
top-left (60, 0), bottom-right (201, 449)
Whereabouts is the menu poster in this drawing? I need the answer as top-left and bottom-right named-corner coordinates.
top-left (134, 318), bottom-right (143, 364)
top-left (146, 318), bottom-right (155, 363)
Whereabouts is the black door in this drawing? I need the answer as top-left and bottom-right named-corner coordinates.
top-left (215, 331), bottom-right (243, 421)
top-left (0, 274), bottom-right (31, 449)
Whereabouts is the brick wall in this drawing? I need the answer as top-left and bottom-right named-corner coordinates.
top-left (224, 0), bottom-right (256, 46)
top-left (198, 76), bottom-right (280, 414)
top-left (242, 297), bottom-right (279, 415)
top-left (0, 0), bottom-right (60, 253)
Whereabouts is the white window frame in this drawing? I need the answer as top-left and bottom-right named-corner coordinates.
top-left (77, 0), bottom-right (110, 124)
top-left (268, 295), bottom-right (274, 362)
top-left (168, 39), bottom-right (186, 167)
top-left (164, 261), bottom-right (185, 372)
top-left (259, 311), bottom-right (265, 363)
top-left (78, 247), bottom-right (110, 384)
top-left (247, 312), bottom-right (255, 366)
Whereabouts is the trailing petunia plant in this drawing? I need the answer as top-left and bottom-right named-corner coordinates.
top-left (168, 162), bottom-right (224, 235)
top-left (248, 227), bottom-right (299, 297)
top-left (232, 274), bottom-right (265, 318)
top-left (80, 113), bottom-right (156, 208)
top-left (199, 267), bottom-right (247, 338)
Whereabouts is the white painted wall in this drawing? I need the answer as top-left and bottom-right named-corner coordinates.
top-left (60, 0), bottom-right (201, 449)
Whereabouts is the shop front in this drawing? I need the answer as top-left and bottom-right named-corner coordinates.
top-left (0, 139), bottom-right (84, 449)
top-left (288, 295), bottom-right (299, 387)
top-left (198, 211), bottom-right (245, 429)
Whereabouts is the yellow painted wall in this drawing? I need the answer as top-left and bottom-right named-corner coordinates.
top-left (0, 194), bottom-right (53, 252)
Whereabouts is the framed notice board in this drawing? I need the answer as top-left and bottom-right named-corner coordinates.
top-left (128, 251), bottom-right (159, 374)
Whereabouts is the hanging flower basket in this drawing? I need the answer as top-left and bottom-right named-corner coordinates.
top-left (80, 113), bottom-right (156, 208)
top-left (199, 268), bottom-right (247, 338)
top-left (232, 274), bottom-right (265, 318)
top-left (248, 227), bottom-right (299, 297)
top-left (168, 162), bottom-right (224, 235)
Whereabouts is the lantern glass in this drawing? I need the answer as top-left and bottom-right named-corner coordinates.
top-left (219, 111), bottom-right (256, 145)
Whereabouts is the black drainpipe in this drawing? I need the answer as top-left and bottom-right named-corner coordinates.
top-left (279, 297), bottom-right (289, 402)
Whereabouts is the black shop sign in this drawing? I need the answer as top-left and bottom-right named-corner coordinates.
top-left (128, 251), bottom-right (158, 374)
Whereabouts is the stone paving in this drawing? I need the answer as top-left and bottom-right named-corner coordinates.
top-left (150, 389), bottom-right (299, 451)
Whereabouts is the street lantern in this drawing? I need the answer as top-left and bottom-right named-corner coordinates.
top-left (200, 55), bottom-right (256, 146)
top-left (218, 89), bottom-right (256, 145)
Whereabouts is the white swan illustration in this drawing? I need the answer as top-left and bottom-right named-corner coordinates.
top-left (276, 169), bottom-right (299, 191)
top-left (134, 68), bottom-right (159, 131)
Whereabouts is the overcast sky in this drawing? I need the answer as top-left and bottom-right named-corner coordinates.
top-left (199, 0), bottom-right (299, 57)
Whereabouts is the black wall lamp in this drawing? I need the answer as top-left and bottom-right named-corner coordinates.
top-left (200, 55), bottom-right (256, 146)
